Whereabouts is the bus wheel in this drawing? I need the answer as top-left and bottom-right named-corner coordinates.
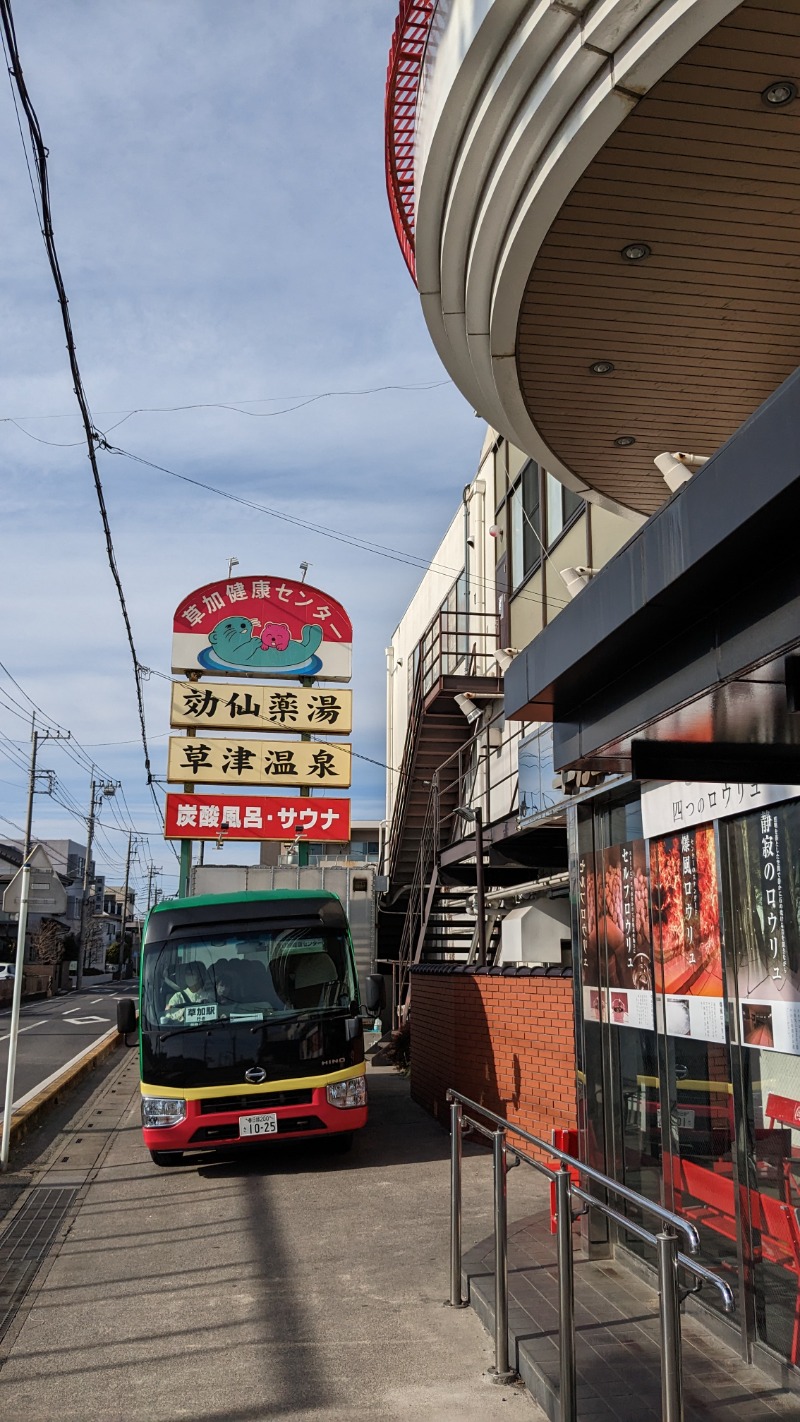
top-left (325, 1132), bottom-right (353, 1154)
top-left (150, 1150), bottom-right (184, 1167)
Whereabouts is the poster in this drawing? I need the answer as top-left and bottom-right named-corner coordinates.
top-left (651, 824), bottom-right (726, 1044)
top-left (599, 839), bottom-right (655, 1031)
top-left (577, 851), bottom-right (604, 1022)
top-left (728, 800), bottom-right (800, 1055)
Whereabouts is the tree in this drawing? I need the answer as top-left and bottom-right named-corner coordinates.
top-left (31, 918), bottom-right (64, 966)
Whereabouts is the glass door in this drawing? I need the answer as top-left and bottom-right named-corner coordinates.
top-left (650, 823), bottom-right (743, 1333)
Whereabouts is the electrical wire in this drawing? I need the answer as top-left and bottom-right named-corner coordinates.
top-left (0, 0), bottom-right (161, 819)
top-left (104, 441), bottom-right (568, 613)
top-left (0, 378), bottom-right (453, 428)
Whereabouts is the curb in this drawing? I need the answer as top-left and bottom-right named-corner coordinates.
top-left (5, 1028), bottom-right (124, 1150)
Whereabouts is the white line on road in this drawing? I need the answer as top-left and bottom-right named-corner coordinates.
top-left (90, 998), bottom-right (104, 1004)
top-left (0, 1020), bottom-right (46, 1044)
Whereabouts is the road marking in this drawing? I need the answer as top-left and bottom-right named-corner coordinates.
top-left (64, 1015), bottom-right (110, 1025)
top-left (90, 997), bottom-right (104, 1005)
top-left (0, 1020), bottom-right (46, 1044)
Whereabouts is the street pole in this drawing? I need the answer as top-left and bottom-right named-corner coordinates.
top-left (77, 777), bottom-right (96, 992)
top-left (118, 831), bottom-right (132, 979)
top-left (2, 716), bottom-right (39, 1169)
top-left (0, 853), bottom-right (31, 1170)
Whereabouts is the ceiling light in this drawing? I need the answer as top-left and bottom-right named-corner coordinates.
top-left (589, 360), bottom-right (614, 375)
top-left (621, 243), bottom-right (650, 262)
top-left (614, 436), bottom-right (636, 447)
top-left (762, 80), bottom-right (797, 107)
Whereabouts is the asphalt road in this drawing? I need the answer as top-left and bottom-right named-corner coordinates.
top-left (0, 980), bottom-right (137, 1113)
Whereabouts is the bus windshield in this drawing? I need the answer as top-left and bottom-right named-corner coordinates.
top-left (141, 922), bottom-right (357, 1032)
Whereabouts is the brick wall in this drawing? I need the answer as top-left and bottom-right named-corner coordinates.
top-left (409, 968), bottom-right (577, 1145)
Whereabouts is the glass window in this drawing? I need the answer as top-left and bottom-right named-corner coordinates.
top-left (142, 924), bottom-right (357, 1031)
top-left (546, 471), bottom-right (584, 547)
top-left (510, 460), bottom-right (541, 590)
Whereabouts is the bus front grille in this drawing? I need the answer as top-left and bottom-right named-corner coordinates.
top-left (199, 1089), bottom-right (314, 1115)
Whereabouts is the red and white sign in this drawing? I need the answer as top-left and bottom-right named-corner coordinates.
top-left (165, 793), bottom-right (351, 842)
top-left (171, 576), bottom-right (352, 681)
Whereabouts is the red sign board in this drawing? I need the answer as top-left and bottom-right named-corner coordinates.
top-left (765, 1093), bottom-right (800, 1130)
top-left (171, 575), bottom-right (352, 681)
top-left (165, 793), bottom-right (351, 842)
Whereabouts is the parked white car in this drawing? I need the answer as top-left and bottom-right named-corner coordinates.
top-left (0, 962), bottom-right (15, 979)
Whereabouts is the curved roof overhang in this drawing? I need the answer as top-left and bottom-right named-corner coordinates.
top-left (387, 0), bottom-right (800, 517)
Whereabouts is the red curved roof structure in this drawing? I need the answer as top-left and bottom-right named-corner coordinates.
top-left (384, 0), bottom-right (434, 284)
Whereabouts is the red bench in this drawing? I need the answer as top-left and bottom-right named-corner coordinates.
top-left (673, 1157), bottom-right (800, 1363)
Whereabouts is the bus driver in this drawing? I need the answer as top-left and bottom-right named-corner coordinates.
top-left (165, 963), bottom-right (212, 1020)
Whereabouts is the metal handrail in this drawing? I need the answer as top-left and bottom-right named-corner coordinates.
top-left (448, 1089), bottom-right (700, 1252)
top-left (446, 1089), bottom-right (734, 1422)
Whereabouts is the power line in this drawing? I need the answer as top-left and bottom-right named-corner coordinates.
top-left (104, 442), bottom-right (568, 613)
top-left (0, 378), bottom-right (453, 429)
top-left (0, 0), bottom-right (162, 820)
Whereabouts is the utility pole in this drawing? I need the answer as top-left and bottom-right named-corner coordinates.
top-left (77, 776), bottom-right (118, 990)
top-left (117, 831), bottom-right (133, 979)
top-left (146, 862), bottom-right (161, 913)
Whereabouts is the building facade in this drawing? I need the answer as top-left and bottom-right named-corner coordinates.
top-left (384, 0), bottom-right (800, 1376)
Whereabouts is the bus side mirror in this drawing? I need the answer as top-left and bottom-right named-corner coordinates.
top-left (363, 975), bottom-right (382, 1014)
top-left (117, 998), bottom-right (137, 1035)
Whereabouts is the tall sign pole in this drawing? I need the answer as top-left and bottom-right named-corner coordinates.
top-left (1, 854), bottom-right (31, 1169)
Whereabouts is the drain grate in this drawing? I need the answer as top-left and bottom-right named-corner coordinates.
top-left (0, 1186), bottom-right (77, 1344)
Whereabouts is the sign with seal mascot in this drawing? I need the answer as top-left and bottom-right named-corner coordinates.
top-left (172, 575), bottom-right (352, 681)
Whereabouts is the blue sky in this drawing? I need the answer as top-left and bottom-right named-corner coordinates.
top-left (0, 2), bottom-right (481, 902)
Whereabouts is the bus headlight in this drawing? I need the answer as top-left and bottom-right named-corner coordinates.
top-left (142, 1096), bottom-right (186, 1128)
top-left (326, 1075), bottom-right (367, 1110)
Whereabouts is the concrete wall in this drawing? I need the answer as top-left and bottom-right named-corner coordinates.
top-left (409, 967), bottom-right (577, 1149)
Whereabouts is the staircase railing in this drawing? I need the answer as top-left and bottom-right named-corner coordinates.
top-left (396, 775), bottom-right (439, 1014)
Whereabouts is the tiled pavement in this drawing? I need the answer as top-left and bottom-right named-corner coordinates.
top-left (464, 1210), bottom-right (800, 1421)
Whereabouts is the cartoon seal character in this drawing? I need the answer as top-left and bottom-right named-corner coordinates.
top-left (207, 615), bottom-right (322, 669)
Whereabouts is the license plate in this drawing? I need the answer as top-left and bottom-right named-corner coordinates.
top-left (676, 1108), bottom-right (695, 1130)
top-left (239, 1112), bottom-right (278, 1137)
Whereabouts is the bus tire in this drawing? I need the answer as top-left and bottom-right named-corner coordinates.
top-left (150, 1150), bottom-right (184, 1167)
top-left (325, 1132), bottom-right (353, 1154)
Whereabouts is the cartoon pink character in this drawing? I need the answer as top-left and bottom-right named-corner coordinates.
top-left (260, 621), bottom-right (291, 652)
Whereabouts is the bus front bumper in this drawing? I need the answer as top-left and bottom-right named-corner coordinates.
top-left (141, 1079), bottom-right (367, 1153)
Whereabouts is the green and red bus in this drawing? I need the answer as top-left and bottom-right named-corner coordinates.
top-left (132, 889), bottom-right (368, 1166)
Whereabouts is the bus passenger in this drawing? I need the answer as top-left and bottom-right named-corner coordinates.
top-left (165, 963), bottom-right (212, 1020)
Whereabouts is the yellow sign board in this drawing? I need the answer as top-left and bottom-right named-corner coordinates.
top-left (170, 681), bottom-right (352, 735)
top-left (168, 737), bottom-right (351, 788)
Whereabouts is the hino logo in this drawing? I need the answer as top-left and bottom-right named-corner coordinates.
top-left (322, 1057), bottom-right (345, 1067)
top-left (245, 1067), bottom-right (267, 1084)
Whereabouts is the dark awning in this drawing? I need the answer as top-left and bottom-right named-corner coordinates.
top-left (504, 366), bottom-right (800, 773)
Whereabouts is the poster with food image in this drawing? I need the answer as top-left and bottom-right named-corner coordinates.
top-left (650, 824), bottom-right (726, 1045)
top-left (727, 800), bottom-right (800, 1055)
top-left (577, 851), bottom-right (604, 1022)
top-left (600, 840), bottom-right (655, 1030)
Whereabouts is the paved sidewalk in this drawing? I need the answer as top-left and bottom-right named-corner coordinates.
top-left (0, 1048), bottom-right (543, 1422)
